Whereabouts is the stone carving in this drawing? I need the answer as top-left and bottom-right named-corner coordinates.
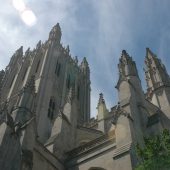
top-left (6, 111), bottom-right (35, 137)
top-left (112, 102), bottom-right (133, 125)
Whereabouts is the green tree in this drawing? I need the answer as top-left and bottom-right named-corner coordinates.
top-left (135, 129), bottom-right (170, 170)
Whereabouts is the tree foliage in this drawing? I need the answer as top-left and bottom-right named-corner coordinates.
top-left (135, 129), bottom-right (170, 170)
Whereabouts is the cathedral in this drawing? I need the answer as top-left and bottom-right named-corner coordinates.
top-left (0, 23), bottom-right (170, 170)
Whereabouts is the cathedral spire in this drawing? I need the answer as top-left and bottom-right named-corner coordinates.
top-left (80, 57), bottom-right (90, 75)
top-left (97, 93), bottom-right (105, 106)
top-left (144, 48), bottom-right (170, 118)
top-left (9, 46), bottom-right (23, 66)
top-left (49, 23), bottom-right (62, 44)
top-left (118, 50), bottom-right (139, 79)
top-left (116, 50), bottom-right (139, 89)
top-left (144, 48), bottom-right (170, 91)
top-left (97, 93), bottom-right (108, 119)
top-left (116, 50), bottom-right (145, 102)
top-left (97, 93), bottom-right (109, 133)
top-left (15, 46), bottom-right (23, 56)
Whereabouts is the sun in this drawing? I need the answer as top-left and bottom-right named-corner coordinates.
top-left (12, 0), bottom-right (37, 26)
top-left (21, 10), bottom-right (37, 26)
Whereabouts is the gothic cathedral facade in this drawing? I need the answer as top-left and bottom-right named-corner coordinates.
top-left (0, 24), bottom-right (170, 170)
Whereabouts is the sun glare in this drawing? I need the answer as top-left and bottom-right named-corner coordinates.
top-left (21, 10), bottom-right (37, 26)
top-left (12, 0), bottom-right (25, 12)
top-left (12, 0), bottom-right (37, 26)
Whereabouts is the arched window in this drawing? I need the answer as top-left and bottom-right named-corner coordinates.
top-left (35, 60), bottom-right (40, 73)
top-left (48, 97), bottom-right (55, 120)
top-left (55, 61), bottom-right (61, 77)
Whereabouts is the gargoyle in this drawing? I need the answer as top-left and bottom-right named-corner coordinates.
top-left (6, 112), bottom-right (35, 138)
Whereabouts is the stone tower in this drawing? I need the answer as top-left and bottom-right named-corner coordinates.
top-left (97, 93), bottom-right (109, 133)
top-left (0, 23), bottom-right (91, 143)
top-left (114, 50), bottom-right (148, 169)
top-left (145, 48), bottom-right (170, 118)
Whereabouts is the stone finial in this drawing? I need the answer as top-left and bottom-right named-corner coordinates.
top-left (98, 93), bottom-right (105, 105)
top-left (66, 45), bottom-right (70, 54)
top-left (74, 56), bottom-right (78, 64)
top-left (122, 50), bottom-right (128, 56)
top-left (80, 57), bottom-right (90, 77)
top-left (97, 93), bottom-right (109, 122)
top-left (82, 57), bottom-right (88, 65)
top-left (80, 57), bottom-right (89, 70)
top-left (36, 40), bottom-right (41, 49)
top-left (49, 23), bottom-right (62, 42)
top-left (118, 50), bottom-right (138, 79)
top-left (8, 46), bottom-right (23, 67)
top-left (25, 48), bottom-right (30, 56)
top-left (146, 48), bottom-right (157, 58)
top-left (55, 23), bottom-right (61, 30)
top-left (97, 93), bottom-right (107, 110)
top-left (120, 50), bottom-right (131, 64)
top-left (15, 46), bottom-right (23, 56)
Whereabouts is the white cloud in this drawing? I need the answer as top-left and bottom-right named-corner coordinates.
top-left (12, 0), bottom-right (25, 12)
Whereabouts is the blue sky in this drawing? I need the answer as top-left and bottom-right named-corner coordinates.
top-left (1, 0), bottom-right (170, 117)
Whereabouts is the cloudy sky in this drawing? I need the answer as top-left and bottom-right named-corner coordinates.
top-left (1, 0), bottom-right (170, 117)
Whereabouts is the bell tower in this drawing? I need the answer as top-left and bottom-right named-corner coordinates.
top-left (144, 48), bottom-right (170, 118)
